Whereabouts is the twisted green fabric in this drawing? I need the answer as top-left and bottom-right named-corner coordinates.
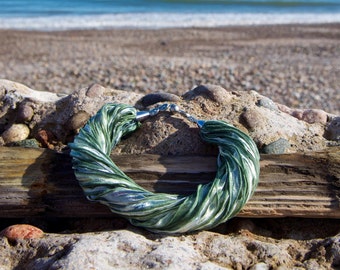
top-left (69, 103), bottom-right (260, 233)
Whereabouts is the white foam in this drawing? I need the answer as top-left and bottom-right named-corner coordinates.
top-left (0, 12), bottom-right (339, 31)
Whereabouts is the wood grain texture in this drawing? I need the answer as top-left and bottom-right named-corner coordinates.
top-left (0, 146), bottom-right (339, 218)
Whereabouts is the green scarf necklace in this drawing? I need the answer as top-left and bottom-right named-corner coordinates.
top-left (69, 103), bottom-right (260, 233)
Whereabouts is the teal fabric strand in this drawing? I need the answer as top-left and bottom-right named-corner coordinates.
top-left (69, 103), bottom-right (260, 233)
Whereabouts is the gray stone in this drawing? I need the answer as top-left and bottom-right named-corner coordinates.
top-left (261, 138), bottom-right (290, 154)
top-left (139, 92), bottom-right (181, 107)
top-left (183, 84), bottom-right (232, 103)
top-left (256, 97), bottom-right (278, 111)
top-left (325, 117), bottom-right (340, 141)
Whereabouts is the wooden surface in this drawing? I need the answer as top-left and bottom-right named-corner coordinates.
top-left (0, 146), bottom-right (339, 218)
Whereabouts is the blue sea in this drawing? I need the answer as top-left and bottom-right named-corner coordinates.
top-left (0, 0), bottom-right (339, 30)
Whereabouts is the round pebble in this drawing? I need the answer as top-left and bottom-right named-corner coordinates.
top-left (141, 92), bottom-right (181, 107)
top-left (291, 109), bottom-right (304, 120)
top-left (325, 116), bottom-right (340, 141)
top-left (240, 108), bottom-right (262, 132)
top-left (261, 138), bottom-right (290, 154)
top-left (257, 97), bottom-right (278, 111)
top-left (183, 84), bottom-right (232, 103)
top-left (17, 103), bottom-right (34, 123)
top-left (301, 109), bottom-right (328, 124)
top-left (277, 103), bottom-right (292, 114)
top-left (68, 111), bottom-right (90, 131)
top-left (1, 123), bottom-right (30, 144)
top-left (86, 83), bottom-right (105, 98)
top-left (1, 224), bottom-right (44, 241)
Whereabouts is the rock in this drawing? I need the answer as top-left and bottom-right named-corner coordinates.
top-left (256, 97), bottom-right (278, 111)
top-left (329, 237), bottom-right (340, 267)
top-left (261, 138), bottom-right (290, 154)
top-left (67, 111), bottom-right (90, 132)
top-left (278, 105), bottom-right (329, 125)
top-left (301, 109), bottom-right (328, 124)
top-left (0, 224), bottom-right (44, 241)
top-left (0, 79), bottom-right (62, 103)
top-left (16, 103), bottom-right (34, 123)
top-left (85, 83), bottom-right (105, 98)
top-left (325, 117), bottom-right (340, 141)
top-left (183, 84), bottom-right (232, 103)
top-left (277, 103), bottom-right (292, 114)
top-left (139, 92), bottom-right (181, 107)
top-left (291, 109), bottom-right (304, 120)
top-left (240, 108), bottom-right (263, 132)
top-left (1, 124), bottom-right (30, 144)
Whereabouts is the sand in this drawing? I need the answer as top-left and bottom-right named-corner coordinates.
top-left (0, 23), bottom-right (339, 114)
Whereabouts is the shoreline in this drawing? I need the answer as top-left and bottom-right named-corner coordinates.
top-left (1, 12), bottom-right (339, 31)
top-left (0, 23), bottom-right (339, 114)
top-left (1, 22), bottom-right (340, 33)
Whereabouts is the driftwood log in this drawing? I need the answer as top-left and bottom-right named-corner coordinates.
top-left (0, 146), bottom-right (339, 218)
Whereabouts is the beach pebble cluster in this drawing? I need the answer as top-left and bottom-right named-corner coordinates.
top-left (0, 26), bottom-right (339, 116)
top-left (6, 55), bottom-right (338, 115)
top-left (0, 80), bottom-right (338, 154)
top-left (0, 81), bottom-right (339, 269)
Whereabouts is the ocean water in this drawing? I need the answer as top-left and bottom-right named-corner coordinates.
top-left (0, 0), bottom-right (339, 30)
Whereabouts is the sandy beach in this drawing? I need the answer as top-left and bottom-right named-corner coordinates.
top-left (0, 24), bottom-right (339, 114)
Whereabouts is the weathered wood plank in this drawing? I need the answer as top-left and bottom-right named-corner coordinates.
top-left (0, 146), bottom-right (339, 218)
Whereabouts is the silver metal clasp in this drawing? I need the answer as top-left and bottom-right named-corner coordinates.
top-left (136, 103), bottom-right (205, 128)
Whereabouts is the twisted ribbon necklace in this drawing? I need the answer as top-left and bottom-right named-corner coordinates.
top-left (69, 103), bottom-right (260, 233)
